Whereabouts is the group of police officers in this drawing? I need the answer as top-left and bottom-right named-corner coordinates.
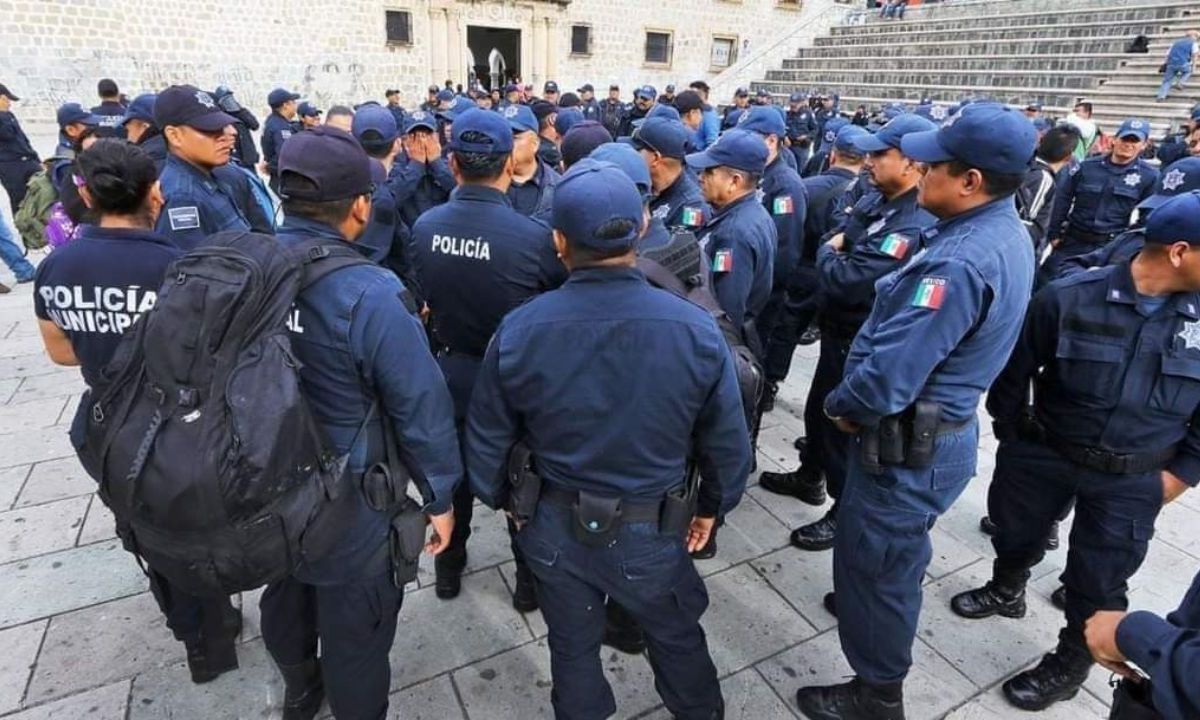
top-left (3, 70), bottom-right (1200, 720)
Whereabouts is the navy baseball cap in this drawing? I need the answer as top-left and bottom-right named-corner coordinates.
top-left (577, 83), bottom-right (595, 93)
top-left (554, 107), bottom-right (585, 137)
top-left (553, 161), bottom-right (645, 252)
top-left (153, 86), bottom-right (237, 131)
top-left (852, 113), bottom-right (938, 153)
top-left (436, 88), bottom-right (456, 103)
top-left (820, 116), bottom-right (850, 147)
top-left (268, 88), bottom-right (300, 108)
top-left (735, 87), bottom-right (750, 98)
top-left (544, 81), bottom-right (559, 94)
top-left (503, 83), bottom-right (520, 94)
top-left (685, 129), bottom-right (768, 174)
top-left (561, 122), bottom-right (614, 168)
top-left (502, 103), bottom-right (538, 134)
top-left (1025, 101), bottom-right (1043, 111)
top-left (352, 105), bottom-right (399, 145)
top-left (628, 117), bottom-right (690, 160)
top-left (1145, 191), bottom-right (1200, 245)
top-left (530, 100), bottom-right (558, 123)
top-left (635, 85), bottom-right (657, 101)
top-left (278, 126), bottom-right (373, 202)
top-left (646, 103), bottom-right (681, 122)
top-left (447, 108), bottom-right (514, 154)
top-left (0, 84), bottom-right (18, 101)
top-left (665, 84), bottom-right (676, 94)
top-left (590, 143), bottom-right (653, 199)
top-left (789, 92), bottom-right (807, 103)
top-left (1191, 106), bottom-right (1200, 122)
top-left (1117, 118), bottom-right (1150, 141)
top-left (900, 102), bottom-right (1036, 175)
top-left (737, 105), bottom-right (787, 138)
top-left (120, 94), bottom-right (157, 126)
top-left (835, 125), bottom-right (871, 153)
top-left (298, 102), bottom-right (322, 118)
top-left (1140, 158), bottom-right (1200, 211)
top-left (404, 110), bottom-right (437, 134)
top-left (56, 103), bottom-right (98, 128)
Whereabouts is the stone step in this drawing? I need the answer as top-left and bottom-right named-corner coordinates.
top-left (816, 22), bottom-right (1191, 48)
top-left (795, 37), bottom-right (1167, 59)
top-left (779, 54), bottom-right (1131, 73)
top-left (762, 69), bottom-right (1107, 93)
top-left (1089, 83), bottom-right (1200, 100)
top-left (831, 1), bottom-right (1195, 36)
top-left (849, 0), bottom-right (1198, 25)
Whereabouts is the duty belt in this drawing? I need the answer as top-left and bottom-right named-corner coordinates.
top-left (540, 484), bottom-right (669, 525)
top-left (1053, 440), bottom-right (1176, 475)
top-left (1066, 227), bottom-right (1118, 245)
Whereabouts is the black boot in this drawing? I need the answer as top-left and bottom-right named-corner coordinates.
top-left (222, 597), bottom-right (243, 639)
top-left (512, 564), bottom-right (539, 613)
top-left (1051, 586), bottom-right (1066, 610)
top-left (435, 551), bottom-right (466, 600)
top-left (979, 515), bottom-right (997, 536)
top-left (790, 510), bottom-right (837, 551)
top-left (760, 467), bottom-right (826, 506)
top-left (690, 524), bottom-right (720, 560)
top-left (793, 436), bottom-right (808, 454)
top-left (795, 678), bottom-right (905, 720)
top-left (278, 658), bottom-right (325, 720)
top-left (822, 592), bottom-right (837, 618)
top-left (950, 580), bottom-right (1027, 619)
top-left (184, 632), bottom-right (239, 684)
top-left (760, 381), bottom-right (779, 414)
top-left (1002, 639), bottom-right (1093, 711)
top-left (1045, 521), bottom-right (1060, 551)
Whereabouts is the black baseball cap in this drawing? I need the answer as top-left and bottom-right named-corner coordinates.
top-left (279, 126), bottom-right (373, 202)
top-left (544, 81), bottom-right (559, 94)
top-left (267, 87), bottom-right (301, 108)
top-left (0, 84), bottom-right (19, 101)
top-left (153, 85), bottom-right (237, 131)
top-left (577, 83), bottom-right (595, 93)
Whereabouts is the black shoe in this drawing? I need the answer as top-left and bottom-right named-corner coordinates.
top-left (278, 658), bottom-right (325, 720)
top-left (1002, 644), bottom-right (1092, 711)
top-left (950, 582), bottom-right (1027, 619)
top-left (184, 633), bottom-right (239, 685)
top-left (1045, 521), bottom-right (1060, 551)
top-left (760, 382), bottom-right (779, 414)
top-left (790, 512), bottom-right (837, 551)
top-left (222, 598), bottom-right (243, 639)
top-left (760, 468), bottom-right (826, 506)
top-left (436, 572), bottom-right (462, 600)
top-left (690, 525), bottom-right (719, 560)
top-left (602, 618), bottom-right (647, 654)
top-left (798, 326), bottom-right (821, 346)
top-left (512, 565), bottom-right (539, 613)
top-left (795, 679), bottom-right (905, 720)
top-left (979, 515), bottom-right (997, 536)
top-left (822, 592), bottom-right (837, 618)
top-left (793, 436), bottom-right (808, 454)
top-left (1051, 585), bottom-right (1066, 610)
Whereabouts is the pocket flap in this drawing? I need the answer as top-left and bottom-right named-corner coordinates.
top-left (1161, 356), bottom-right (1200, 381)
top-left (1056, 336), bottom-right (1124, 363)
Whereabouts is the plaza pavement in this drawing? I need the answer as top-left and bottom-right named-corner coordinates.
top-left (1, 256), bottom-right (1198, 719)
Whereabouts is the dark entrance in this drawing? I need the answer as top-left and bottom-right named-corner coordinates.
top-left (467, 26), bottom-right (521, 91)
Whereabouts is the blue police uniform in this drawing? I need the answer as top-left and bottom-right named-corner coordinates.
top-left (262, 110), bottom-right (299, 191)
top-left (465, 163), bottom-right (751, 720)
top-left (155, 155), bottom-right (262, 249)
top-left (0, 105), bottom-right (41, 209)
top-left (359, 160), bottom-right (412, 273)
top-left (786, 104), bottom-right (818, 170)
top-left (650, 171), bottom-right (709, 231)
top-left (508, 158), bottom-right (559, 222)
top-left (388, 154), bottom-right (456, 229)
top-left (1044, 151), bottom-right (1158, 276)
top-left (1117, 568), bottom-right (1200, 720)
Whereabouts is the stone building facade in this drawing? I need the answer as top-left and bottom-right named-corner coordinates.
top-left (0, 0), bottom-right (830, 154)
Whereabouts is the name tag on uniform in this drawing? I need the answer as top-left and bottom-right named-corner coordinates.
top-left (168, 206), bottom-right (200, 231)
top-left (281, 130), bottom-right (293, 140)
top-left (773, 196), bottom-right (794, 215)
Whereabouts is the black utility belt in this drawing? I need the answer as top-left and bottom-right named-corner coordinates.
top-left (434, 346), bottom-right (485, 361)
top-left (540, 483), bottom-right (694, 547)
top-left (1066, 228), bottom-right (1117, 245)
top-left (860, 400), bottom-right (971, 473)
top-left (1010, 418), bottom-right (1176, 475)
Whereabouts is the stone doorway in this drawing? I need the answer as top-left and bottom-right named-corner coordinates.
top-left (467, 26), bottom-right (521, 91)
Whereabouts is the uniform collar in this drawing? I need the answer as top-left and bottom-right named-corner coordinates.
top-left (880, 185), bottom-right (920, 215)
top-left (1102, 155), bottom-right (1139, 172)
top-left (923, 196), bottom-right (1013, 244)
top-left (1107, 259), bottom-right (1200, 319)
top-left (452, 184), bottom-right (511, 205)
top-left (279, 216), bottom-right (349, 244)
top-left (565, 265), bottom-right (645, 285)
top-left (711, 190), bottom-right (758, 218)
top-left (823, 166), bottom-right (857, 180)
top-left (165, 153), bottom-right (215, 183)
top-left (76, 224), bottom-right (175, 247)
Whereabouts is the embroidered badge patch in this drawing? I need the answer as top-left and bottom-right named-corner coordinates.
top-left (879, 233), bottom-right (910, 259)
top-left (167, 206), bottom-right (201, 231)
top-left (773, 196), bottom-right (794, 215)
top-left (681, 207), bottom-right (704, 227)
top-left (1178, 320), bottom-right (1200, 351)
top-left (713, 249), bottom-right (733, 273)
top-left (911, 276), bottom-right (947, 309)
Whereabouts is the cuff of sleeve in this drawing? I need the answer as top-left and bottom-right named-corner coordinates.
top-left (824, 383), bottom-right (879, 427)
top-left (1116, 611), bottom-right (1174, 667)
top-left (1167, 454), bottom-right (1200, 487)
top-left (422, 497), bottom-right (453, 515)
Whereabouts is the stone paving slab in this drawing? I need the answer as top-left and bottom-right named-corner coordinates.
top-left (2, 680), bottom-right (130, 720)
top-left (0, 465), bottom-right (30, 512)
top-left (0, 397), bottom-right (69, 437)
top-left (0, 621), bottom-right (46, 716)
top-left (0, 496), bottom-right (89, 565)
top-left (15, 458), bottom-right (94, 509)
top-left (0, 540), bottom-right (147, 630)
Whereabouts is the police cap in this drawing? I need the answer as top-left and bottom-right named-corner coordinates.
top-left (900, 102), bottom-right (1035, 175)
top-left (1116, 118), bottom-right (1149, 142)
top-left (544, 81), bottom-right (559, 94)
top-left (56, 102), bottom-right (99, 128)
top-left (404, 110), bottom-right (437, 134)
top-left (279, 126), bottom-right (373, 202)
top-left (120, 94), bottom-right (157, 126)
top-left (685, 128), bottom-right (768, 175)
top-left (1145, 191), bottom-right (1200, 245)
top-left (834, 125), bottom-right (871, 154)
top-left (503, 104), bottom-right (539, 134)
top-left (448, 108), bottom-right (514, 154)
top-left (267, 87), bottom-right (301, 108)
top-left (737, 105), bottom-right (787, 138)
top-left (553, 160), bottom-right (645, 252)
top-left (645, 103), bottom-right (681, 122)
top-left (298, 102), bottom-right (322, 118)
top-left (577, 83), bottom-right (595, 93)
top-left (554, 107), bottom-right (585, 137)
top-left (0, 84), bottom-right (18, 101)
top-left (352, 105), bottom-right (399, 145)
top-left (590, 142), bottom-right (653, 200)
top-left (1141, 157), bottom-right (1200, 211)
top-left (635, 85), bottom-right (657, 101)
top-left (628, 117), bottom-right (690, 160)
top-left (851, 113), bottom-right (938, 153)
top-left (153, 86), bottom-right (236, 132)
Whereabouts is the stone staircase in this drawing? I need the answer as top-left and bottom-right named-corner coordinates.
top-left (752, 0), bottom-right (1199, 137)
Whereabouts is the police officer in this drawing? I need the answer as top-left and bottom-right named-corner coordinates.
top-left (503, 104), bottom-right (559, 221)
top-left (420, 85), bottom-right (440, 114)
top-left (120, 94), bottom-right (167, 169)
top-left (297, 102), bottom-right (322, 130)
top-left (389, 110), bottom-right (456, 233)
top-left (599, 84), bottom-right (627, 139)
top-left (261, 87), bottom-right (302, 194)
top-left (785, 92), bottom-right (818, 171)
top-left (54, 103), bottom-right (99, 159)
top-left (263, 127), bottom-right (461, 720)
top-left (0, 83), bottom-right (40, 210)
top-left (542, 81), bottom-right (560, 106)
top-left (1043, 118), bottom-right (1159, 277)
top-left (618, 86), bottom-right (657, 137)
top-left (814, 93), bottom-right (839, 137)
top-left (736, 107), bottom-right (809, 410)
top-left (90, 78), bottom-right (127, 139)
top-left (465, 160), bottom-right (752, 720)
top-left (576, 83), bottom-right (601, 123)
top-left (803, 115), bottom-right (848, 178)
top-left (1158, 107), bottom-right (1200, 167)
top-left (384, 89), bottom-right (407, 128)
top-left (33, 139), bottom-right (242, 685)
top-left (630, 117), bottom-right (710, 233)
top-left (721, 87), bottom-right (751, 132)
top-left (795, 104), bottom-right (1036, 719)
top-left (408, 108), bottom-right (566, 610)
top-left (350, 104), bottom-right (412, 280)
top-left (532, 100), bottom-right (562, 168)
top-left (761, 116), bottom-right (937, 552)
top-left (153, 85), bottom-right (272, 249)
top-left (951, 190), bottom-right (1200, 712)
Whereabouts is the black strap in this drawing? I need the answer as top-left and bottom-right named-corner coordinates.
top-left (540, 484), bottom-right (665, 524)
top-left (636, 256), bottom-right (690, 297)
top-left (287, 237), bottom-right (375, 290)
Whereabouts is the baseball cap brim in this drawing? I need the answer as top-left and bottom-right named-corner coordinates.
top-left (1138, 193), bottom-right (1175, 211)
top-left (900, 130), bottom-right (955, 164)
top-left (1119, 132), bottom-right (1147, 142)
top-left (184, 110), bottom-right (238, 132)
top-left (684, 149), bottom-right (723, 170)
top-left (407, 120), bottom-right (437, 133)
top-left (850, 133), bottom-right (893, 153)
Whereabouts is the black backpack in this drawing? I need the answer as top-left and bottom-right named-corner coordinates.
top-left (638, 229), bottom-right (765, 429)
top-left (73, 231), bottom-right (374, 596)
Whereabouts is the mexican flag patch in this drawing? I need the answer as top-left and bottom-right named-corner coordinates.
top-left (911, 276), bottom-right (947, 309)
top-left (681, 207), bottom-right (704, 227)
top-left (879, 233), bottom-right (910, 259)
top-left (713, 249), bottom-right (733, 273)
top-left (772, 196), bottom-right (794, 215)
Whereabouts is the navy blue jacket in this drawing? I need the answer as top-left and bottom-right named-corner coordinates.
top-left (802, 167), bottom-right (859, 253)
top-left (465, 266), bottom-right (752, 517)
top-left (409, 185), bottom-right (567, 418)
top-left (827, 197), bottom-right (1035, 425)
top-left (817, 186), bottom-right (935, 330)
top-left (1117, 569), bottom-right (1200, 720)
top-left (0, 111), bottom-right (38, 161)
top-left (696, 192), bottom-right (776, 329)
top-left (261, 112), bottom-right (298, 174)
top-left (987, 261), bottom-right (1200, 486)
top-left (1055, 227), bottom-right (1145, 280)
top-left (33, 225), bottom-right (180, 387)
top-left (1048, 155), bottom-right (1158, 241)
top-left (786, 108), bottom-right (818, 145)
top-left (650, 170), bottom-right (710, 232)
top-left (507, 159), bottom-right (559, 222)
top-left (155, 155), bottom-right (268, 250)
top-left (388, 156), bottom-right (457, 229)
top-left (760, 154), bottom-right (809, 287)
top-left (278, 216), bottom-right (461, 583)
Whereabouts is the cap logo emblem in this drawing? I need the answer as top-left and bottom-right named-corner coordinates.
top-left (930, 106), bottom-right (947, 121)
top-left (194, 91), bottom-right (215, 109)
top-left (1123, 172), bottom-right (1141, 188)
top-left (413, 111), bottom-right (427, 120)
top-left (503, 106), bottom-right (519, 118)
top-left (1162, 168), bottom-right (1187, 192)
top-left (941, 112), bottom-right (960, 129)
top-left (1131, 120), bottom-right (1143, 129)
top-left (737, 111), bottom-right (751, 126)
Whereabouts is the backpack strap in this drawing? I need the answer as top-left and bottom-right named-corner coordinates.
top-left (636, 256), bottom-right (690, 297)
top-left (288, 237), bottom-right (376, 290)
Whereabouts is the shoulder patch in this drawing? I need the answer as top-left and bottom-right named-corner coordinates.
top-left (878, 233), bottom-right (910, 259)
top-left (911, 276), bottom-right (947, 309)
top-left (772, 196), bottom-right (794, 215)
top-left (167, 206), bottom-right (201, 231)
top-left (712, 248), bottom-right (733, 273)
top-left (681, 207), bottom-right (704, 227)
